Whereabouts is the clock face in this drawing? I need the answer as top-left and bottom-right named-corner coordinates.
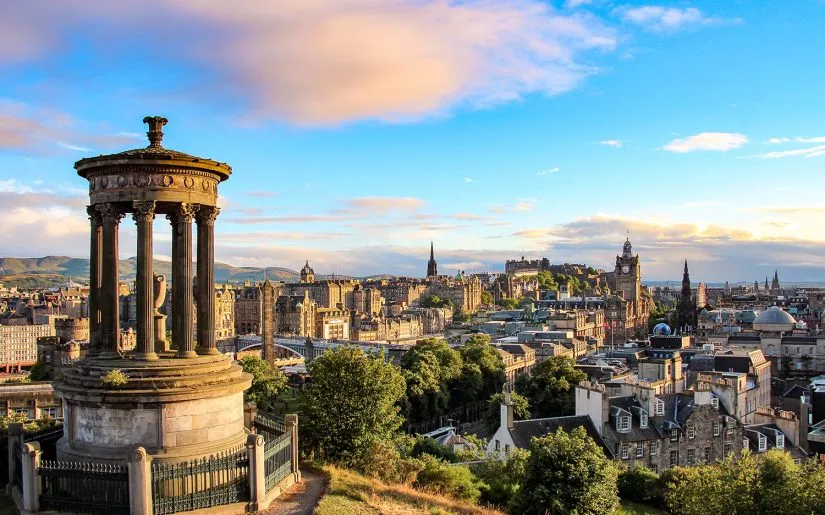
top-left (621, 265), bottom-right (630, 274)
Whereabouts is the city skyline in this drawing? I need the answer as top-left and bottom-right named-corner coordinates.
top-left (2, 1), bottom-right (825, 281)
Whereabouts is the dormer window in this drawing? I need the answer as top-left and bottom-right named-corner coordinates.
top-left (654, 399), bottom-right (665, 416)
top-left (618, 415), bottom-right (631, 433)
top-left (776, 433), bottom-right (784, 449)
top-left (640, 411), bottom-right (649, 429)
top-left (670, 428), bottom-right (679, 441)
top-left (758, 434), bottom-right (767, 452)
top-left (711, 397), bottom-right (719, 409)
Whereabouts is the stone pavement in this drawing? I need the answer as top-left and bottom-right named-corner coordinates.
top-left (262, 469), bottom-right (327, 515)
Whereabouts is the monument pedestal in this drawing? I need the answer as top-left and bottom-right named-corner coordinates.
top-left (54, 353), bottom-right (252, 463)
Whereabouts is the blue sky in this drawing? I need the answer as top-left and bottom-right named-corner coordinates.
top-left (1, 0), bottom-right (824, 281)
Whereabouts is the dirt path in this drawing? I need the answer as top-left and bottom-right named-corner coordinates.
top-left (262, 469), bottom-right (327, 515)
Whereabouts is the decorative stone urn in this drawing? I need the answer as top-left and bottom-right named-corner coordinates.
top-left (53, 116), bottom-right (252, 463)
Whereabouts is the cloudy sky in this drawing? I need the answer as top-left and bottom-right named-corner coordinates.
top-left (1, 1), bottom-right (824, 282)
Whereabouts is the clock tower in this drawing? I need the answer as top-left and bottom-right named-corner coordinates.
top-left (615, 238), bottom-right (641, 301)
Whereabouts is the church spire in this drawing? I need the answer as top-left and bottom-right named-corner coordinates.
top-left (427, 241), bottom-right (438, 278)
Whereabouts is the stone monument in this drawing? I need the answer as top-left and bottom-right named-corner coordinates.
top-left (54, 116), bottom-right (252, 463)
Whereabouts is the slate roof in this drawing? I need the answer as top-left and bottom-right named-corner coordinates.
top-left (509, 415), bottom-right (613, 458)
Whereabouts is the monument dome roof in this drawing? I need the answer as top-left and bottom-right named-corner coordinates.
top-left (754, 306), bottom-right (795, 326)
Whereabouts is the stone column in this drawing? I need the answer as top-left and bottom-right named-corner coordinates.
top-left (196, 206), bottom-right (220, 355)
top-left (127, 447), bottom-right (152, 515)
top-left (7, 422), bottom-right (23, 490)
top-left (285, 414), bottom-right (300, 481)
top-left (98, 203), bottom-right (124, 359)
top-left (168, 204), bottom-right (197, 358)
top-left (247, 434), bottom-right (265, 511)
top-left (87, 206), bottom-right (102, 356)
top-left (133, 201), bottom-right (158, 361)
top-left (21, 442), bottom-right (41, 513)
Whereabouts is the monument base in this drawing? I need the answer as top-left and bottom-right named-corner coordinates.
top-left (53, 353), bottom-right (252, 463)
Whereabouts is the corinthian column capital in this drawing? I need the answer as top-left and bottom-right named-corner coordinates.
top-left (166, 202), bottom-right (197, 224)
top-left (196, 205), bottom-right (220, 225)
top-left (87, 205), bottom-right (102, 225)
top-left (96, 202), bottom-right (125, 224)
top-left (132, 200), bottom-right (157, 223)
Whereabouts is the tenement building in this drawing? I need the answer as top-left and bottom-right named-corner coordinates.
top-left (0, 323), bottom-right (54, 373)
top-left (427, 272), bottom-right (482, 314)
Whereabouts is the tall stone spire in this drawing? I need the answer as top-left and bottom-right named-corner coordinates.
top-left (678, 259), bottom-right (695, 330)
top-left (427, 241), bottom-right (438, 278)
top-left (771, 270), bottom-right (780, 291)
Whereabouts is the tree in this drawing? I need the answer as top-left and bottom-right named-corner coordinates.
top-left (303, 346), bottom-right (406, 465)
top-left (618, 465), bottom-right (661, 504)
top-left (511, 427), bottom-right (619, 514)
top-left (481, 291), bottom-right (494, 305)
top-left (498, 298), bottom-right (520, 310)
top-left (515, 355), bottom-right (586, 418)
top-left (28, 361), bottom-right (48, 381)
top-left (414, 455), bottom-right (484, 503)
top-left (485, 391), bottom-right (530, 433)
top-left (422, 295), bottom-right (453, 309)
top-left (238, 355), bottom-right (288, 408)
top-left (473, 449), bottom-right (529, 508)
top-left (401, 339), bottom-right (463, 422)
top-left (459, 334), bottom-right (505, 402)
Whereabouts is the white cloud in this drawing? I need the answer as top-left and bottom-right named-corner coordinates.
top-left (796, 136), bottom-right (825, 143)
top-left (55, 141), bottom-right (91, 152)
top-left (565, 0), bottom-right (592, 8)
top-left (742, 144), bottom-right (825, 160)
top-left (766, 137), bottom-right (789, 145)
top-left (0, 0), bottom-right (619, 126)
top-left (663, 132), bottom-right (748, 153)
top-left (464, 177), bottom-right (474, 183)
top-left (536, 167), bottom-right (560, 176)
top-left (614, 5), bottom-right (738, 33)
top-left (598, 139), bottom-right (622, 148)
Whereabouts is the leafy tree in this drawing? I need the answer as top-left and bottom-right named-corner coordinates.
top-left (486, 391), bottom-right (530, 433)
top-left (28, 361), bottom-right (48, 381)
top-left (421, 295), bottom-right (454, 309)
top-left (401, 339), bottom-right (463, 422)
top-left (473, 449), bottom-right (529, 508)
top-left (460, 334), bottom-right (505, 402)
top-left (303, 346), bottom-right (406, 465)
top-left (481, 291), bottom-right (494, 305)
top-left (239, 355), bottom-right (288, 408)
top-left (511, 427), bottom-right (619, 515)
top-left (410, 435), bottom-right (459, 463)
top-left (618, 465), bottom-right (661, 504)
top-left (515, 355), bottom-right (586, 417)
top-left (498, 298), bottom-right (520, 310)
top-left (414, 455), bottom-right (485, 503)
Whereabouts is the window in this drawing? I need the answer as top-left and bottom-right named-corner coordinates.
top-left (776, 433), bottom-right (784, 449)
top-left (785, 347), bottom-right (790, 355)
top-left (704, 446), bottom-right (711, 463)
top-left (654, 399), bottom-right (665, 416)
top-left (495, 440), bottom-right (500, 451)
top-left (687, 424), bottom-right (695, 439)
top-left (669, 450), bottom-right (679, 467)
top-left (650, 441), bottom-right (659, 456)
top-left (636, 443), bottom-right (644, 458)
top-left (687, 448), bottom-right (696, 466)
top-left (713, 422), bottom-right (721, 436)
top-left (758, 435), bottom-right (767, 452)
top-left (724, 444), bottom-right (732, 456)
top-left (640, 411), bottom-right (648, 429)
top-left (670, 428), bottom-right (679, 442)
top-left (711, 397), bottom-right (719, 409)
top-left (505, 444), bottom-right (510, 454)
top-left (618, 416), bottom-right (630, 432)
top-left (621, 443), bottom-right (629, 460)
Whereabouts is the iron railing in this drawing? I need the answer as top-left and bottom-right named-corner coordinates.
top-left (151, 445), bottom-right (250, 515)
top-left (264, 431), bottom-right (292, 492)
top-left (39, 460), bottom-right (130, 515)
top-left (12, 440), bottom-right (22, 490)
top-left (23, 425), bottom-right (63, 444)
top-left (254, 410), bottom-right (286, 440)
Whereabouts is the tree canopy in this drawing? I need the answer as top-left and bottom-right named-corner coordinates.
top-left (302, 346), bottom-right (407, 465)
top-left (485, 390), bottom-right (530, 433)
top-left (511, 427), bottom-right (619, 515)
top-left (515, 355), bottom-right (586, 418)
top-left (421, 295), bottom-right (454, 308)
top-left (238, 355), bottom-right (288, 408)
top-left (401, 338), bottom-right (463, 422)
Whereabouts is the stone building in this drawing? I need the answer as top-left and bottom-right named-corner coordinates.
top-left (0, 323), bottom-right (54, 373)
top-left (286, 279), bottom-right (359, 311)
top-left (689, 349), bottom-right (772, 424)
top-left (275, 292), bottom-right (316, 336)
top-left (300, 260), bottom-right (315, 283)
top-left (576, 381), bottom-right (744, 471)
top-left (403, 306), bottom-right (453, 334)
top-left (352, 284), bottom-right (383, 316)
top-left (54, 317), bottom-right (90, 342)
top-left (427, 273), bottom-right (482, 314)
top-left (215, 285), bottom-right (236, 341)
top-left (0, 382), bottom-right (63, 421)
top-left (235, 284), bottom-right (264, 334)
top-left (316, 307), bottom-right (350, 340)
top-left (604, 238), bottom-right (652, 341)
top-left (376, 279), bottom-right (428, 305)
top-left (427, 242), bottom-right (438, 278)
top-left (676, 260), bottom-right (696, 330)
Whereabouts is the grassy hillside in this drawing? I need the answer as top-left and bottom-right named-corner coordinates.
top-left (315, 465), bottom-right (504, 515)
top-left (0, 256), bottom-right (300, 285)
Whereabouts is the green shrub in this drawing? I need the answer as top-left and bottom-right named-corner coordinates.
top-left (472, 448), bottom-right (529, 508)
top-left (413, 455), bottom-right (484, 503)
top-left (101, 369), bottom-right (128, 387)
top-left (410, 436), bottom-right (459, 463)
top-left (618, 465), bottom-right (661, 504)
top-left (351, 437), bottom-right (424, 485)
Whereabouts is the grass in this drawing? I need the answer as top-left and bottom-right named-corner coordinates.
top-left (314, 464), bottom-right (504, 515)
top-left (616, 500), bottom-right (667, 514)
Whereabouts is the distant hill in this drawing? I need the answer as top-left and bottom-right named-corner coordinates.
top-left (0, 256), bottom-right (300, 287)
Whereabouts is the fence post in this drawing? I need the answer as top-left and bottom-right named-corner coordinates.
top-left (285, 414), bottom-right (300, 481)
top-left (7, 422), bottom-right (23, 492)
top-left (128, 447), bottom-right (153, 515)
top-left (247, 434), bottom-right (265, 511)
top-left (21, 441), bottom-right (41, 513)
top-left (244, 402), bottom-right (257, 431)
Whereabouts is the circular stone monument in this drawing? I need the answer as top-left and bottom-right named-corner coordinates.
top-left (54, 116), bottom-right (252, 463)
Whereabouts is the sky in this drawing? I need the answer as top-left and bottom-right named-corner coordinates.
top-left (1, 0), bottom-right (824, 282)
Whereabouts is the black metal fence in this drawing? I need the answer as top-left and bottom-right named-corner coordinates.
top-left (151, 445), bottom-right (250, 515)
top-left (23, 425), bottom-right (63, 461)
top-left (264, 432), bottom-right (292, 493)
top-left (12, 440), bottom-right (22, 490)
top-left (254, 410), bottom-right (286, 440)
top-left (39, 460), bottom-right (130, 515)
